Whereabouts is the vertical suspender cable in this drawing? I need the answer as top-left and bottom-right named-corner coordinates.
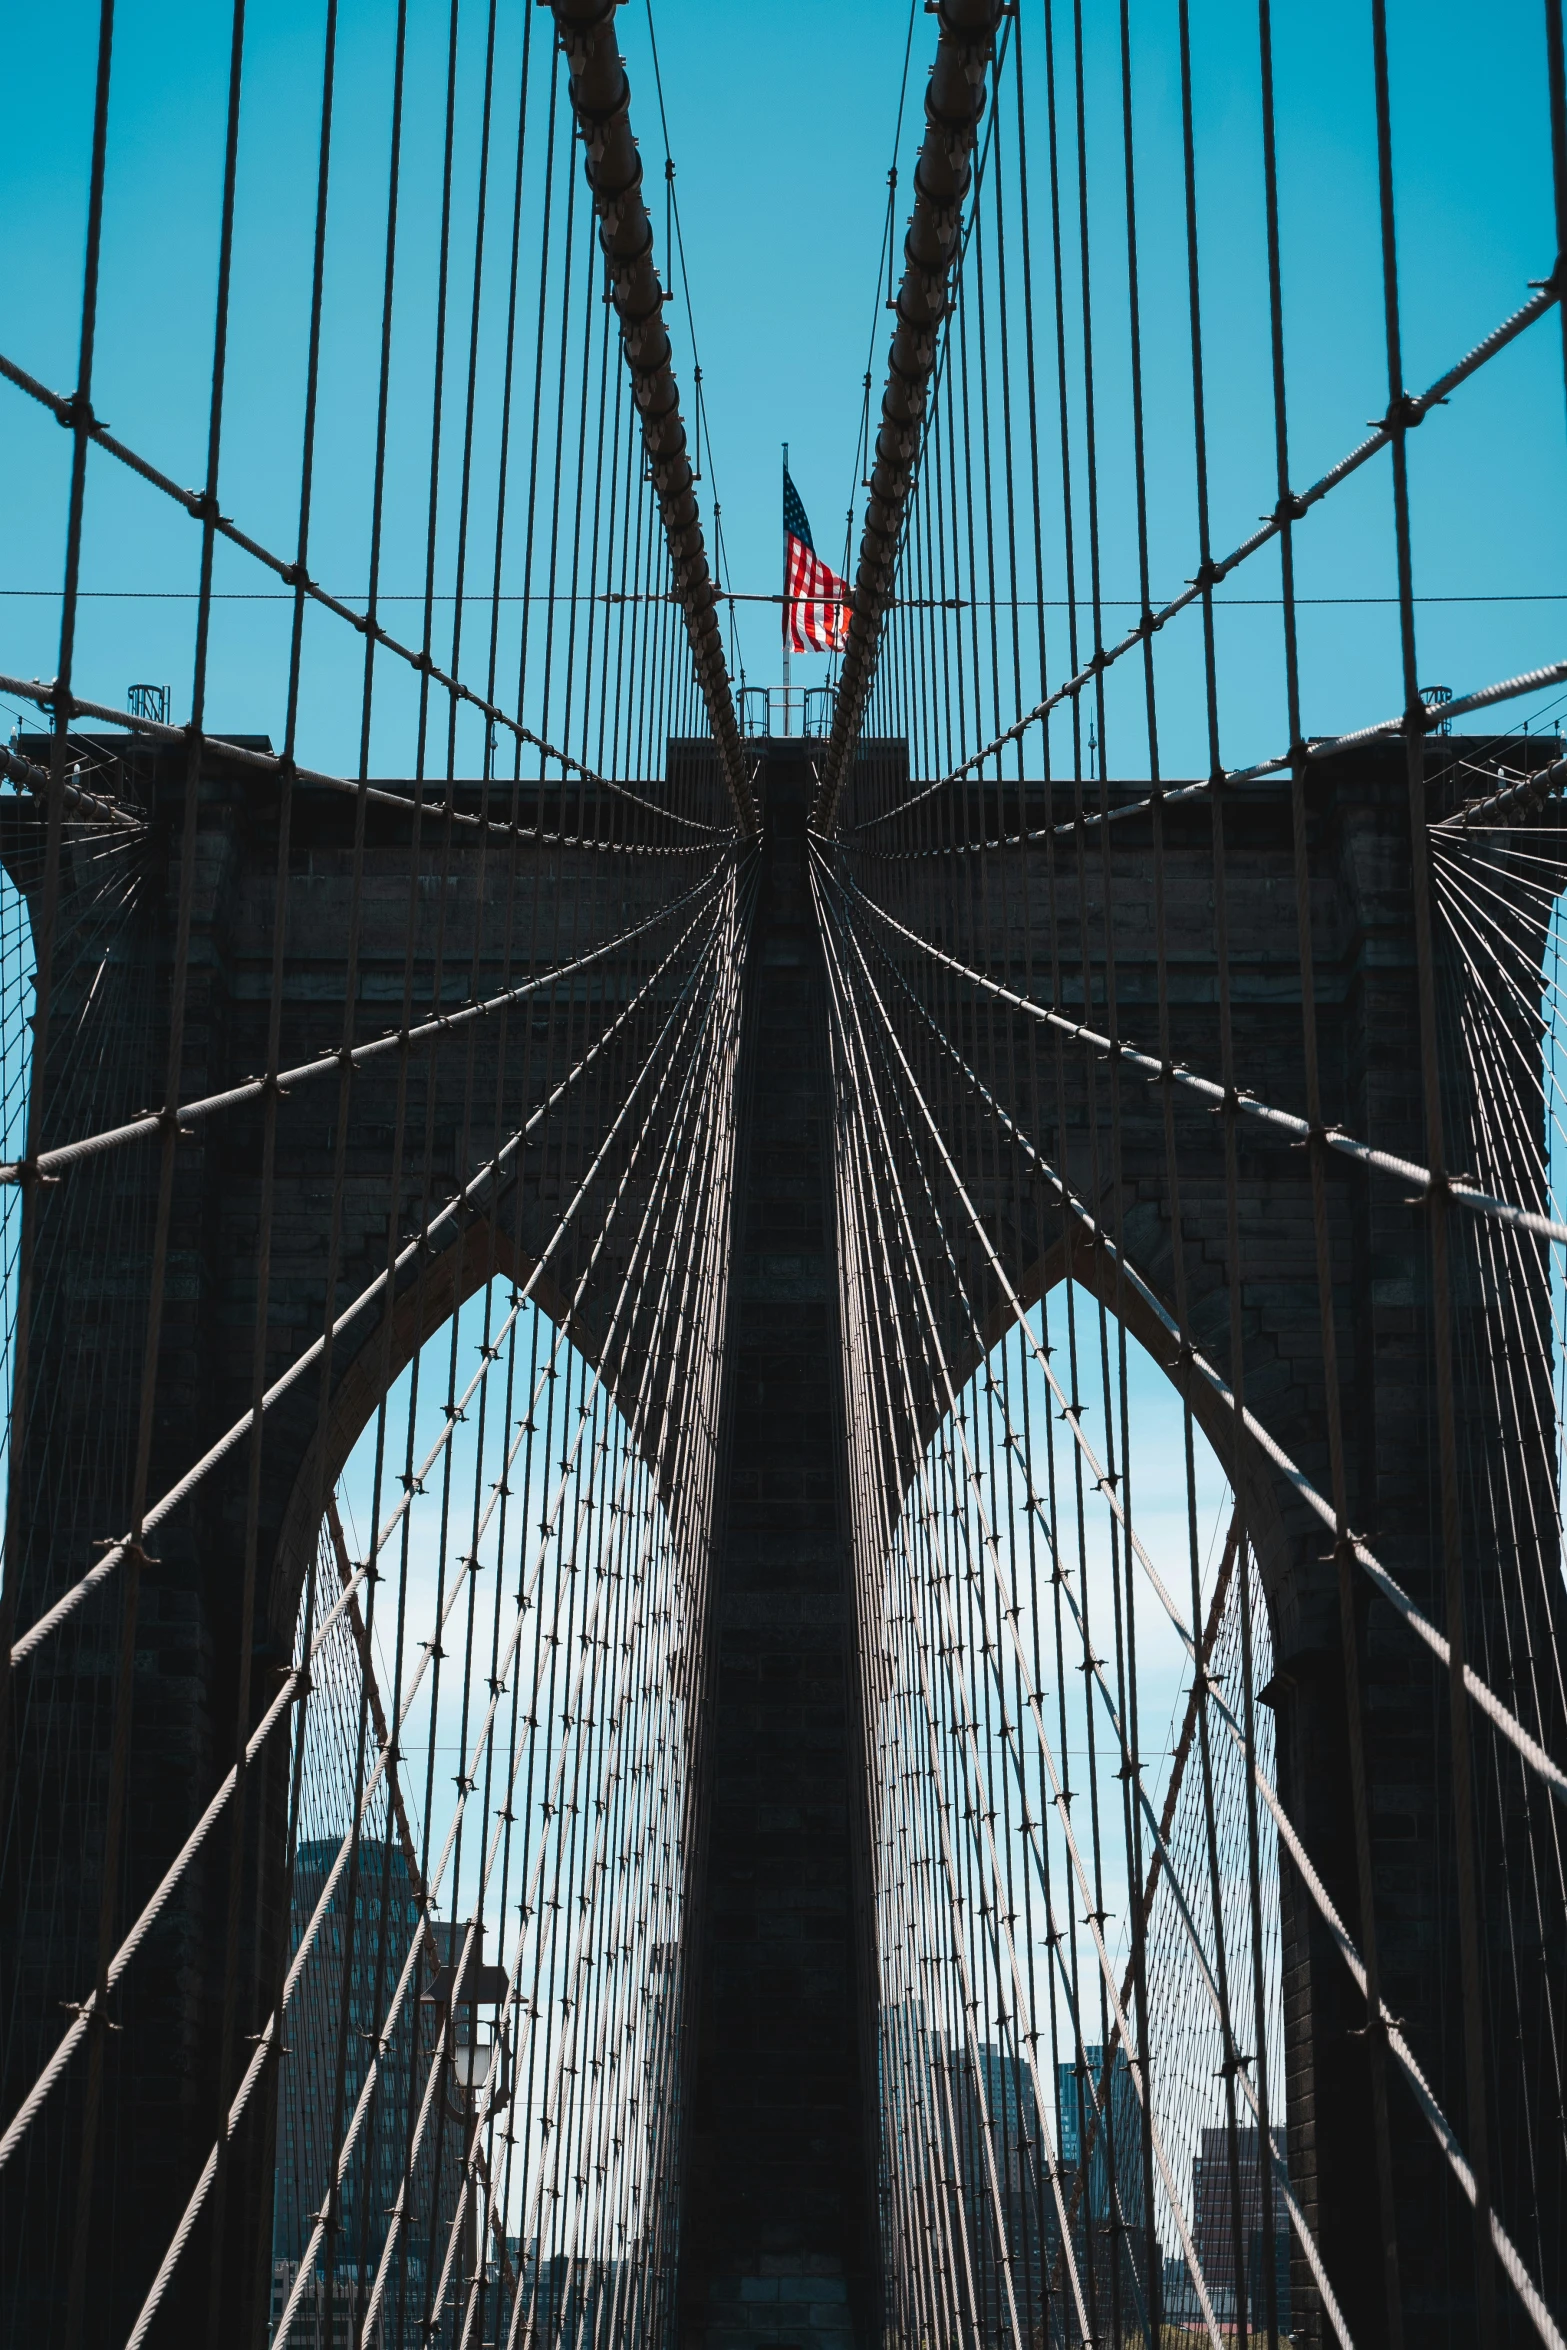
top-left (548, 0), bottom-right (754, 837)
top-left (814, 0), bottom-right (1004, 834)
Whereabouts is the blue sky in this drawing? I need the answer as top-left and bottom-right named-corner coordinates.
top-left (3, 0), bottom-right (1563, 775)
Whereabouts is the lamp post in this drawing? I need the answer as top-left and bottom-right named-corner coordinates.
top-left (424, 1924), bottom-right (512, 2298)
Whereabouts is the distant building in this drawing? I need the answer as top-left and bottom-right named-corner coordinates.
top-left (515, 2248), bottom-right (629, 2345)
top-left (269, 2260), bottom-right (387, 2349)
top-left (1057, 2043), bottom-right (1143, 2233)
top-left (1190, 2124), bottom-right (1290, 2332)
top-left (878, 2018), bottom-right (1171, 2346)
top-left (271, 1837), bottom-right (430, 2339)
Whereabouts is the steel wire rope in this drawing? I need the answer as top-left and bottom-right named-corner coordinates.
top-left (0, 378), bottom-right (681, 815)
top-left (821, 832), bottom-right (1567, 2342)
top-left (0, 0), bottom-right (119, 1879)
top-left (828, 862), bottom-right (1567, 1253)
top-left (845, 1128), bottom-right (1090, 2340)
top-left (1426, 835), bottom-right (1567, 2238)
top-left (282, 943), bottom-right (734, 2346)
top-left (1056, 24), bottom-right (1157, 2324)
top-left (837, 279), bottom-right (1565, 825)
top-left (825, 864), bottom-right (1125, 2333)
top-left (1167, 4), bottom-right (1284, 2332)
top-left (121, 882), bottom-right (741, 2348)
top-left (822, 843), bottom-right (1362, 2344)
top-left (401, 921), bottom-right (751, 2350)
top-left (820, 840), bottom-right (1567, 1814)
top-left (0, 841), bottom-right (728, 2274)
top-left (2, 865), bottom-right (729, 1668)
top-left (0, 837), bottom-right (154, 2308)
top-left (817, 859), bottom-right (1228, 2347)
top-left (320, 1499), bottom-right (529, 2322)
top-left (57, 0), bottom-right (266, 2323)
top-left (1435, 984), bottom-right (1567, 2279)
top-left (0, 681), bottom-right (730, 852)
top-left (1366, 13), bottom-right (1502, 2320)
top-left (408, 831), bottom-right (751, 2331)
top-left (204, 0), bottom-right (358, 2317)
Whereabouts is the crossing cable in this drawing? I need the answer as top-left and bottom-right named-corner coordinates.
top-left (1104, 12), bottom-right (1178, 2311)
top-left (827, 941), bottom-right (1094, 2350)
top-left (317, 25), bottom-right (556, 2308)
top-left (1427, 840), bottom-right (1567, 2259)
top-left (828, 847), bottom-right (1142, 2341)
top-left (435, 1049), bottom-right (737, 2349)
top-left (1057, 26), bottom-right (1157, 2322)
top-left (829, 866), bottom-right (1567, 1246)
top-left (0, 0), bottom-right (116, 1850)
top-left (320, 1501), bottom-right (524, 2310)
top-left (822, 847), bottom-right (1562, 2326)
top-left (0, 740), bottom-right (142, 831)
top-left (1369, 7), bottom-right (1500, 2329)
top-left (838, 1106), bottom-right (1099, 2350)
top-left (0, 673), bottom-right (728, 843)
top-left (384, 879), bottom-right (747, 2348)
top-left (308, 830), bottom-right (746, 2336)
top-left (1, 5), bottom-right (745, 2331)
top-left (119, 883), bottom-right (743, 2348)
top-left (828, 844), bottom-right (1165, 2306)
top-left (836, 279), bottom-right (1563, 823)
top-left (817, 859), bottom-right (1230, 2350)
top-left (816, 846), bottom-right (1567, 1816)
top-left (859, 1056), bottom-right (1349, 2350)
top-left (0, 873), bottom-right (717, 1184)
top-left (1170, 1), bottom-right (1285, 2330)
top-left (4, 874), bottom-right (731, 1673)
top-left (0, 362), bottom-right (690, 806)
top-left (60, 0), bottom-right (261, 2323)
top-left (1043, 1514), bottom-right (1243, 2319)
top-left (828, 861), bottom-right (1563, 2339)
top-left (273, 938), bottom-right (736, 2349)
top-left (0, 626), bottom-right (743, 2208)
top-left (1247, 1), bottom-right (1413, 2325)
top-left (509, 904), bottom-right (739, 2345)
top-left (848, 662), bottom-right (1567, 854)
top-left (818, 840), bottom-right (1567, 2349)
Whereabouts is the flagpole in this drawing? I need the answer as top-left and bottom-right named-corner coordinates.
top-left (781, 441), bottom-right (790, 732)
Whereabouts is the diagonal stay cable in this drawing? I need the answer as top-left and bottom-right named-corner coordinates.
top-left (817, 869), bottom-right (1227, 2350)
top-left (821, 847), bottom-right (1567, 1810)
top-left (322, 1499), bottom-right (524, 2307)
top-left (0, 864), bottom-right (747, 2168)
top-left (821, 914), bottom-right (1095, 2350)
top-left (0, 670), bottom-right (729, 846)
top-left (828, 853), bottom-right (1567, 1245)
top-left (1212, 1685), bottom-right (1566, 2350)
top-left (315, 930), bottom-right (742, 2348)
top-left (825, 857), bottom-right (1535, 2344)
top-left (6, 870), bottom-right (733, 1670)
top-left (0, 865), bottom-right (720, 1182)
top-left (120, 900), bottom-right (736, 2350)
top-left (846, 274), bottom-right (1561, 817)
top-left (0, 373), bottom-right (732, 827)
top-left (0, 739), bottom-right (144, 830)
top-left (818, 847), bottom-right (1567, 1847)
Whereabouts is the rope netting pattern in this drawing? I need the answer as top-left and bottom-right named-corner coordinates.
top-left (816, 0), bottom-right (1567, 2344)
top-left (0, 2), bottom-right (749, 2344)
top-left (3, 1), bottom-right (1567, 2347)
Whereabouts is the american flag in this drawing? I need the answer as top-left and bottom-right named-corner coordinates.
top-left (784, 466), bottom-right (850, 653)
